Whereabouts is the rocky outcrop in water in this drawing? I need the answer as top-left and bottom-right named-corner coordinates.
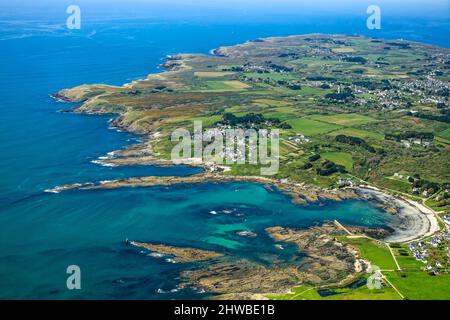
top-left (130, 241), bottom-right (223, 263)
top-left (175, 223), bottom-right (369, 299)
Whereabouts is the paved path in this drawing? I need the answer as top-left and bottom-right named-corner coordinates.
top-left (386, 243), bottom-right (402, 271)
top-left (290, 287), bottom-right (314, 300)
top-left (381, 272), bottom-right (405, 300)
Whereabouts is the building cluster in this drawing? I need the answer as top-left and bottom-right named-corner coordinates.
top-left (288, 134), bottom-right (311, 145)
top-left (444, 215), bottom-right (450, 226)
top-left (375, 90), bottom-right (405, 110)
top-left (200, 125), bottom-right (270, 163)
top-left (337, 178), bottom-right (355, 187)
top-left (400, 138), bottom-right (432, 149)
top-left (409, 232), bottom-right (450, 275)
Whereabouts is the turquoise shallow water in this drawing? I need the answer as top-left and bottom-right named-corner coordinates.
top-left (0, 182), bottom-right (393, 299)
top-left (0, 2), bottom-right (448, 299)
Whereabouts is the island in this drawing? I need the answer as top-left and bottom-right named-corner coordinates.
top-left (52, 34), bottom-right (450, 300)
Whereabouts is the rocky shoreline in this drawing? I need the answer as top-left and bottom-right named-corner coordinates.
top-left (127, 223), bottom-right (375, 300)
top-left (44, 172), bottom-right (359, 203)
top-left (45, 173), bottom-right (439, 244)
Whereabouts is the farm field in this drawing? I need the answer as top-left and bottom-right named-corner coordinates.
top-left (194, 71), bottom-right (235, 77)
top-left (327, 127), bottom-right (384, 141)
top-left (206, 80), bottom-right (251, 91)
top-left (270, 237), bottom-right (450, 300)
top-left (309, 113), bottom-right (379, 126)
top-left (337, 237), bottom-right (398, 270)
top-left (243, 72), bottom-right (296, 80)
top-left (269, 281), bottom-right (401, 300)
top-left (437, 128), bottom-right (450, 139)
top-left (287, 118), bottom-right (341, 135)
top-left (384, 272), bottom-right (450, 300)
top-left (320, 152), bottom-right (354, 171)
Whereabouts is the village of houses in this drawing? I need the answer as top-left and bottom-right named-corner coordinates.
top-left (409, 229), bottom-right (450, 275)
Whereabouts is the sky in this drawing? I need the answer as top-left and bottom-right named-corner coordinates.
top-left (2, 0), bottom-right (449, 15)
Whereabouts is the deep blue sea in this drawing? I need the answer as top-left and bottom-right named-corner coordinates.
top-left (0, 1), bottom-right (448, 299)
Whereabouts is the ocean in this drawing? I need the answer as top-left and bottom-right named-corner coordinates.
top-left (0, 1), bottom-right (448, 299)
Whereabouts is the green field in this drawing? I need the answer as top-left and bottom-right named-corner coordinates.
top-left (252, 99), bottom-right (292, 107)
top-left (289, 57), bottom-right (343, 68)
top-left (338, 237), bottom-right (398, 270)
top-left (310, 113), bottom-right (379, 126)
top-left (244, 72), bottom-right (296, 80)
top-left (269, 281), bottom-right (400, 300)
top-left (287, 118), bottom-right (341, 135)
top-left (435, 136), bottom-right (450, 146)
top-left (334, 238), bottom-right (450, 299)
top-left (264, 111), bottom-right (297, 121)
top-left (270, 237), bottom-right (450, 300)
top-left (381, 177), bottom-right (416, 194)
top-left (321, 152), bottom-right (354, 171)
top-left (298, 86), bottom-right (332, 96)
top-left (190, 115), bottom-right (223, 127)
top-left (391, 245), bottom-right (424, 271)
top-left (425, 194), bottom-right (450, 212)
top-left (385, 272), bottom-right (450, 300)
top-left (437, 128), bottom-right (450, 139)
top-left (205, 80), bottom-right (250, 91)
top-left (328, 127), bottom-right (384, 141)
top-left (194, 71), bottom-right (235, 78)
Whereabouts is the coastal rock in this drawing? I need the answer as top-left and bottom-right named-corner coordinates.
top-left (130, 242), bottom-right (223, 263)
top-left (345, 225), bottom-right (394, 240)
top-left (236, 230), bottom-right (258, 238)
top-left (55, 84), bottom-right (123, 103)
top-left (179, 260), bottom-right (305, 299)
top-left (178, 224), bottom-right (363, 299)
top-left (266, 225), bottom-right (360, 284)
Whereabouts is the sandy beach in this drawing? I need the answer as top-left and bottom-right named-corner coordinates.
top-left (354, 186), bottom-right (439, 243)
